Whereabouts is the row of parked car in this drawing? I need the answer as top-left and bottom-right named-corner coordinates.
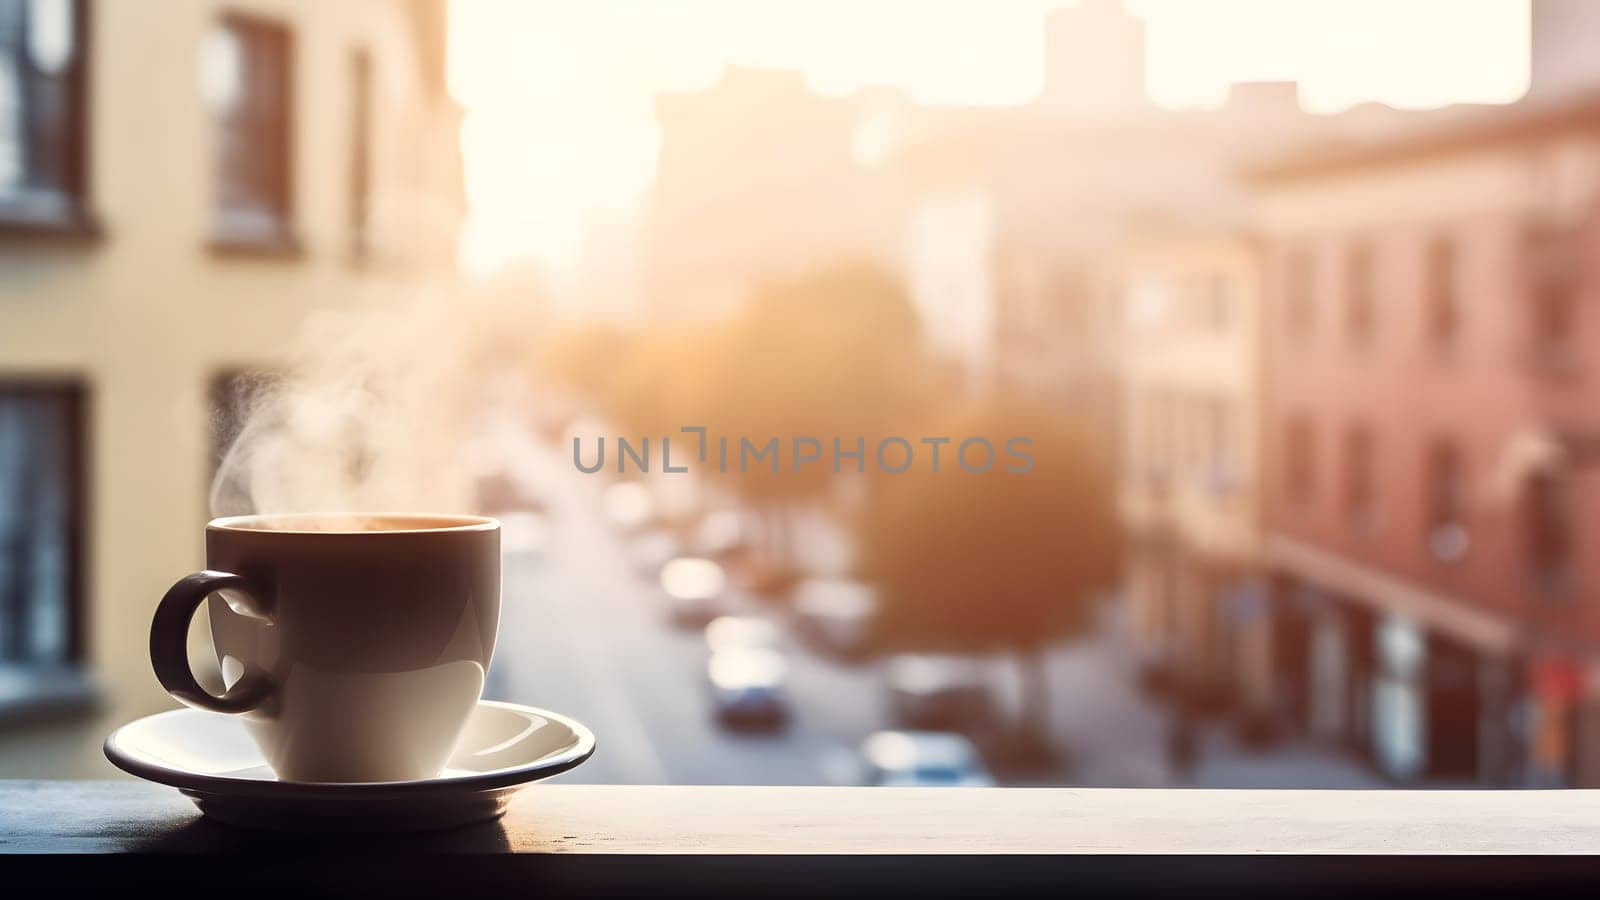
top-left (602, 479), bottom-right (997, 787)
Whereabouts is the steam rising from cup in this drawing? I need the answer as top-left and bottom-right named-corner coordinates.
top-left (209, 289), bottom-right (540, 519)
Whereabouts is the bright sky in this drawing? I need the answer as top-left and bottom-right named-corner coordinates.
top-left (447, 0), bottom-right (1531, 279)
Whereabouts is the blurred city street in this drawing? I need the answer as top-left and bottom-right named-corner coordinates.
top-left (482, 429), bottom-right (1382, 789)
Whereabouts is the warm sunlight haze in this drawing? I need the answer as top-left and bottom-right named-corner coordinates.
top-left (448, 0), bottom-right (1531, 279)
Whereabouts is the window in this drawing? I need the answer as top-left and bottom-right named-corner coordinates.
top-left (1346, 242), bottom-right (1375, 346)
top-left (0, 380), bottom-right (86, 666)
top-left (208, 368), bottom-right (277, 472)
top-left (1531, 276), bottom-right (1576, 366)
top-left (1203, 396), bottom-right (1232, 496)
top-left (1284, 416), bottom-right (1313, 507)
top-left (1286, 249), bottom-right (1313, 340)
top-left (1145, 390), bottom-right (1174, 486)
top-left (203, 13), bottom-right (295, 252)
top-left (207, 368), bottom-right (279, 515)
top-left (1526, 470), bottom-right (1574, 594)
top-left (0, 0), bottom-right (91, 234)
top-left (1425, 237), bottom-right (1458, 350)
top-left (1523, 222), bottom-right (1578, 371)
top-left (1343, 425), bottom-right (1375, 533)
top-left (1425, 441), bottom-right (1468, 563)
top-left (348, 48), bottom-right (372, 259)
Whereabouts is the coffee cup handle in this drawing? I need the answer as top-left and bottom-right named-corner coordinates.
top-left (150, 570), bottom-right (273, 714)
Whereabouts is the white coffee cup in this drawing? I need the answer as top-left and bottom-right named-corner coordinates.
top-left (150, 513), bottom-right (501, 783)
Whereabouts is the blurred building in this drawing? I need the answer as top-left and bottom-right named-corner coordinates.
top-left (0, 0), bottom-right (462, 776)
top-left (1111, 229), bottom-right (1269, 727)
top-left (1252, 93), bottom-right (1600, 785)
top-left (1530, 0), bottom-right (1600, 100)
top-left (1037, 0), bottom-right (1149, 119)
top-left (645, 67), bottom-right (908, 323)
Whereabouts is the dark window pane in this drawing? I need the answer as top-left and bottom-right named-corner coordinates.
top-left (1527, 471), bottom-right (1573, 591)
top-left (1426, 441), bottom-right (1468, 563)
top-left (1286, 250), bottom-right (1313, 339)
top-left (1523, 222), bottom-right (1578, 369)
top-left (208, 368), bottom-right (279, 472)
top-left (0, 0), bottom-right (85, 221)
top-left (1426, 238), bottom-right (1458, 347)
top-left (1534, 279), bottom-right (1575, 348)
top-left (1343, 425), bottom-right (1374, 530)
top-left (1346, 243), bottom-right (1375, 345)
top-left (0, 385), bottom-right (81, 664)
top-left (210, 15), bottom-right (293, 244)
top-left (0, 0), bottom-right (26, 189)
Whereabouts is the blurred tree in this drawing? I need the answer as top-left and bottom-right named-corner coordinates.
top-left (856, 399), bottom-right (1121, 762)
top-left (602, 327), bottom-right (724, 448)
top-left (538, 322), bottom-right (634, 406)
top-left (704, 260), bottom-right (923, 580)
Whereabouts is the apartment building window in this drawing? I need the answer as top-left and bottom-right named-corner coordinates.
top-left (1286, 249), bottom-right (1313, 340)
top-left (1284, 416), bottom-right (1314, 507)
top-left (1346, 242), bottom-right (1375, 346)
top-left (0, 380), bottom-right (86, 667)
top-left (1343, 425), bottom-right (1375, 534)
top-left (1203, 397), bottom-right (1233, 496)
top-left (203, 13), bottom-right (296, 253)
top-left (1426, 441), bottom-right (1468, 563)
top-left (1526, 470), bottom-right (1574, 594)
top-left (348, 48), bottom-right (372, 260)
top-left (1425, 237), bottom-right (1459, 351)
top-left (1523, 222), bottom-right (1578, 372)
top-left (208, 368), bottom-right (278, 470)
top-left (1145, 391), bottom-right (1174, 487)
top-left (0, 0), bottom-right (91, 234)
top-left (1531, 275), bottom-right (1577, 368)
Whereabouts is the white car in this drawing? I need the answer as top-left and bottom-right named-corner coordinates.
top-left (602, 481), bottom-right (655, 532)
top-left (884, 654), bottom-right (995, 732)
top-left (659, 556), bottom-right (730, 627)
top-left (692, 509), bottom-right (751, 560)
top-left (861, 730), bottom-right (993, 787)
top-left (793, 578), bottom-right (876, 657)
top-left (707, 647), bottom-right (789, 729)
top-left (628, 528), bottom-right (684, 578)
top-left (704, 615), bottom-right (782, 653)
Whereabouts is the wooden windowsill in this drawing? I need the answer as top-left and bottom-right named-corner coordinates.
top-left (5, 781), bottom-right (1600, 893)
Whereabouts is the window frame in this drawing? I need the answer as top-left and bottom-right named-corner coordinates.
top-left (206, 10), bottom-right (300, 259)
top-left (1345, 241), bottom-right (1375, 348)
top-left (1341, 423), bottom-right (1376, 535)
top-left (1283, 415), bottom-right (1314, 510)
top-left (1424, 439), bottom-right (1469, 564)
top-left (1525, 468), bottom-right (1575, 597)
top-left (1424, 235), bottom-right (1459, 353)
top-left (0, 0), bottom-right (99, 242)
top-left (1520, 221), bottom-right (1580, 376)
top-left (0, 375), bottom-right (90, 667)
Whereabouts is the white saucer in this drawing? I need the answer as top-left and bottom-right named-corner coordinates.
top-left (105, 699), bottom-right (595, 831)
